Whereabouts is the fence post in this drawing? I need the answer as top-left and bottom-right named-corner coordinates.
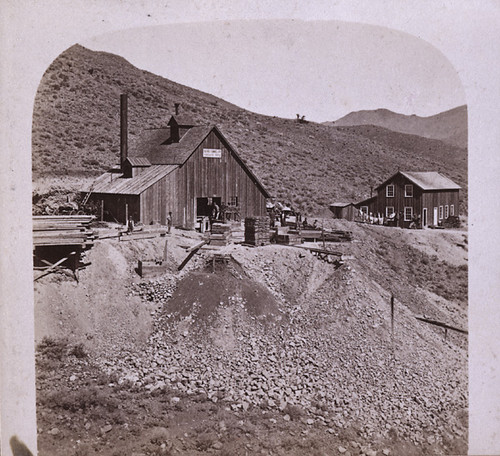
top-left (391, 293), bottom-right (395, 336)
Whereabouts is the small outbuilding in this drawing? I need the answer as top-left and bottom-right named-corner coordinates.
top-left (83, 95), bottom-right (270, 229)
top-left (329, 202), bottom-right (356, 221)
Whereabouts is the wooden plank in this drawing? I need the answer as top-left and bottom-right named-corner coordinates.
top-left (186, 240), bottom-right (208, 253)
top-left (119, 232), bottom-right (158, 241)
top-left (415, 316), bottom-right (468, 334)
top-left (34, 251), bottom-right (76, 281)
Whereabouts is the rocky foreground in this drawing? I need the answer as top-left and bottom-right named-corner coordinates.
top-left (92, 245), bottom-right (467, 454)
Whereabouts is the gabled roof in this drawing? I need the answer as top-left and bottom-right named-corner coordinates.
top-left (84, 165), bottom-right (178, 195)
top-left (128, 123), bottom-right (271, 198)
top-left (128, 125), bottom-right (213, 165)
top-left (399, 171), bottom-right (461, 190)
top-left (377, 171), bottom-right (461, 191)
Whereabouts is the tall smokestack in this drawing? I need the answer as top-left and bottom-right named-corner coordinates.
top-left (120, 93), bottom-right (128, 170)
top-left (174, 102), bottom-right (180, 115)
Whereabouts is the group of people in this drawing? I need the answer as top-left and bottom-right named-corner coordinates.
top-left (358, 209), bottom-right (422, 228)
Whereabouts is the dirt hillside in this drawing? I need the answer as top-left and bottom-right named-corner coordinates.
top-left (35, 221), bottom-right (467, 456)
top-left (32, 44), bottom-right (468, 215)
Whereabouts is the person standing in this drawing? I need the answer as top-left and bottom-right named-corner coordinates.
top-left (166, 211), bottom-right (172, 234)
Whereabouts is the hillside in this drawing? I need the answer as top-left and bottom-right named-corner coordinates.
top-left (32, 45), bottom-right (468, 215)
top-left (34, 221), bottom-right (468, 455)
top-left (327, 106), bottom-right (467, 149)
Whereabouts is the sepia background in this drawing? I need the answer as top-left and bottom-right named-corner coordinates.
top-left (1, 1), bottom-right (499, 455)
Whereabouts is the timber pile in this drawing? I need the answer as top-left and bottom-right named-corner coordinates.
top-left (245, 216), bottom-right (270, 246)
top-left (33, 215), bottom-right (96, 247)
top-left (229, 222), bottom-right (245, 243)
top-left (301, 229), bottom-right (353, 242)
top-left (209, 223), bottom-right (232, 246)
top-left (274, 228), bottom-right (302, 245)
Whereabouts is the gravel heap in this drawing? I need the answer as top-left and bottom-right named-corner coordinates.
top-left (98, 247), bottom-right (467, 449)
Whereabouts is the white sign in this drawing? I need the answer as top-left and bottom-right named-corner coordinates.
top-left (203, 148), bottom-right (222, 158)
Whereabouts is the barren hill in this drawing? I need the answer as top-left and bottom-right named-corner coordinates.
top-left (327, 106), bottom-right (467, 149)
top-left (35, 221), bottom-right (468, 456)
top-left (32, 44), bottom-right (468, 215)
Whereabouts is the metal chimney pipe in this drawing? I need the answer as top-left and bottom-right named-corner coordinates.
top-left (174, 102), bottom-right (180, 115)
top-left (120, 93), bottom-right (128, 170)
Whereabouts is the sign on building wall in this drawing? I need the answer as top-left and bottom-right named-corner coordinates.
top-left (203, 148), bottom-right (222, 158)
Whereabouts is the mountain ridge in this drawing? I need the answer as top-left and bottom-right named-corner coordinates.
top-left (325, 105), bottom-right (467, 149)
top-left (32, 44), bottom-right (468, 214)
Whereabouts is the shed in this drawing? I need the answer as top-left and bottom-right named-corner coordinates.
top-left (329, 202), bottom-right (356, 221)
top-left (83, 96), bottom-right (270, 229)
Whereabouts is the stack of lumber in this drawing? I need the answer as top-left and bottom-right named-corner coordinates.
top-left (245, 216), bottom-right (270, 246)
top-left (209, 223), bottom-right (232, 246)
top-left (324, 229), bottom-right (353, 242)
top-left (229, 222), bottom-right (245, 243)
top-left (301, 229), bottom-right (353, 242)
top-left (275, 228), bottom-right (302, 245)
top-left (33, 215), bottom-right (96, 247)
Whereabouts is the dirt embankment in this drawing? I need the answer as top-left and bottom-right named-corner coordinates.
top-left (35, 222), bottom-right (468, 456)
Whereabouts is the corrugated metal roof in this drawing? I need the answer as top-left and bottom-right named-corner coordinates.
top-left (84, 165), bottom-right (178, 195)
top-left (400, 171), bottom-right (461, 190)
top-left (125, 157), bottom-right (151, 167)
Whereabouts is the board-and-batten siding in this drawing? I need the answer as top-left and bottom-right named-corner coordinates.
top-left (375, 174), bottom-right (423, 217)
top-left (421, 191), bottom-right (459, 214)
top-left (139, 172), bottom-right (179, 225)
top-left (375, 174), bottom-right (459, 226)
top-left (138, 129), bottom-right (267, 227)
top-left (174, 130), bottom-right (266, 228)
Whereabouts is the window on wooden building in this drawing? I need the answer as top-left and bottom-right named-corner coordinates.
top-left (229, 196), bottom-right (239, 206)
top-left (386, 206), bottom-right (395, 217)
top-left (439, 206), bottom-right (444, 219)
top-left (404, 207), bottom-right (413, 221)
top-left (386, 185), bottom-right (395, 197)
top-left (360, 206), bottom-right (368, 214)
top-left (445, 205), bottom-right (449, 218)
top-left (405, 184), bottom-right (413, 197)
top-left (450, 205), bottom-right (455, 216)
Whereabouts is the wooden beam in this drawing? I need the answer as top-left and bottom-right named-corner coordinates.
top-left (178, 241), bottom-right (207, 271)
top-left (415, 316), bottom-right (468, 335)
top-left (33, 251), bottom-right (76, 281)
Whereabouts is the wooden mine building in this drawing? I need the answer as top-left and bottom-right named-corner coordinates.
top-left (83, 95), bottom-right (270, 229)
top-left (356, 171), bottom-right (461, 228)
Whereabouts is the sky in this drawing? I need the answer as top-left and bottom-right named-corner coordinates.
top-left (81, 19), bottom-right (466, 123)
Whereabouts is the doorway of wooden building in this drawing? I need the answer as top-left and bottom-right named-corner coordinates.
top-left (196, 197), bottom-right (222, 221)
top-left (433, 207), bottom-right (438, 225)
top-left (422, 208), bottom-right (428, 227)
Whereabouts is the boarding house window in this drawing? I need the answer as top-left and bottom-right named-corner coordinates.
top-left (439, 206), bottom-right (444, 220)
top-left (404, 206), bottom-right (413, 221)
top-left (386, 206), bottom-right (395, 217)
top-left (445, 205), bottom-right (449, 219)
top-left (450, 205), bottom-right (455, 216)
top-left (386, 184), bottom-right (395, 197)
top-left (405, 184), bottom-right (413, 197)
top-left (229, 196), bottom-right (239, 207)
